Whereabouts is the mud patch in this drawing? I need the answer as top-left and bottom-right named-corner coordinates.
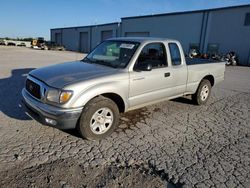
top-left (0, 160), bottom-right (175, 188)
top-left (117, 107), bottom-right (151, 132)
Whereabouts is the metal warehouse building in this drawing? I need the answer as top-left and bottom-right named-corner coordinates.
top-left (51, 4), bottom-right (250, 65)
top-left (51, 22), bottom-right (120, 53)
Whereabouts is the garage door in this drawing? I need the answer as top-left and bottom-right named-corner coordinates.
top-left (125, 32), bottom-right (150, 37)
top-left (101, 30), bottom-right (113, 41)
top-left (248, 49), bottom-right (250, 66)
top-left (79, 32), bottom-right (89, 53)
top-left (55, 33), bottom-right (62, 45)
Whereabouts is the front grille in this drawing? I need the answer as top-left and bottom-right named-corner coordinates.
top-left (26, 79), bottom-right (41, 99)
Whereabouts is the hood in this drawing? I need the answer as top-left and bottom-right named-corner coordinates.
top-left (29, 61), bottom-right (118, 88)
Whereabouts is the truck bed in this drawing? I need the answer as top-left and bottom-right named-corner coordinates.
top-left (185, 58), bottom-right (225, 95)
top-left (186, 58), bottom-right (224, 65)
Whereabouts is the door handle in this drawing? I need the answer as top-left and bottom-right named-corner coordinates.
top-left (133, 77), bottom-right (145, 81)
top-left (164, 72), bottom-right (170, 77)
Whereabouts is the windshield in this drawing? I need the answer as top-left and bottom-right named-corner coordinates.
top-left (83, 40), bottom-right (140, 68)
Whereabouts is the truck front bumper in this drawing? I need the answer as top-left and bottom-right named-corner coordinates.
top-left (21, 89), bottom-right (83, 129)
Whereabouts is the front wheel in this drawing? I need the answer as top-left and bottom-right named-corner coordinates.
top-left (77, 96), bottom-right (119, 140)
top-left (192, 79), bottom-right (211, 105)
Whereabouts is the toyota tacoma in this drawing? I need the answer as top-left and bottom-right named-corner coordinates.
top-left (22, 37), bottom-right (225, 140)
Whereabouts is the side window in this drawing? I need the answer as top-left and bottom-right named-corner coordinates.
top-left (169, 43), bottom-right (182, 66)
top-left (136, 43), bottom-right (167, 69)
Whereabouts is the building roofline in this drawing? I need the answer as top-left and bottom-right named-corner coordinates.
top-left (50, 4), bottom-right (250, 30)
top-left (51, 22), bottom-right (120, 30)
top-left (121, 4), bottom-right (250, 20)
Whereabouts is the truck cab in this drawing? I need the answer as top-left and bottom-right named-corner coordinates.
top-left (127, 39), bottom-right (188, 109)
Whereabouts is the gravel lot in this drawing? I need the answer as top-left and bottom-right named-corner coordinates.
top-left (0, 46), bottom-right (249, 187)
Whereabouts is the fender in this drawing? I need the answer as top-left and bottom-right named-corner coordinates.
top-left (68, 80), bottom-right (129, 110)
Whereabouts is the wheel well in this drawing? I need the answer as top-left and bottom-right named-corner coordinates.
top-left (101, 93), bottom-right (125, 113)
top-left (203, 75), bottom-right (214, 86)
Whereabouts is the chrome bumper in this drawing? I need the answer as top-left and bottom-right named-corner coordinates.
top-left (21, 88), bottom-right (83, 129)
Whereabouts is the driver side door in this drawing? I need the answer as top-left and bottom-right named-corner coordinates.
top-left (129, 42), bottom-right (172, 108)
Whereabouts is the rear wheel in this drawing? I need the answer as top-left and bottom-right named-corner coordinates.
top-left (192, 79), bottom-right (211, 105)
top-left (77, 96), bottom-right (119, 140)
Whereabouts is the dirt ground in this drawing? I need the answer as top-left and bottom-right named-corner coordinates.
top-left (0, 159), bottom-right (173, 188)
top-left (0, 46), bottom-right (249, 188)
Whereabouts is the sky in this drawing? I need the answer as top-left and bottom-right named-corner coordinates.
top-left (0, 0), bottom-right (250, 40)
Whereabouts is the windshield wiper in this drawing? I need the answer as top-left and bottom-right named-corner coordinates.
top-left (82, 57), bottom-right (93, 63)
top-left (82, 57), bottom-right (118, 68)
top-left (94, 60), bottom-right (118, 68)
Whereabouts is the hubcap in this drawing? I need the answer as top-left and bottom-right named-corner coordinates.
top-left (200, 85), bottom-right (209, 101)
top-left (90, 107), bottom-right (113, 135)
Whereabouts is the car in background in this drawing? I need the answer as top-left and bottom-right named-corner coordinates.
top-left (17, 42), bottom-right (26, 47)
top-left (0, 40), bottom-right (6, 45)
top-left (44, 42), bottom-right (66, 51)
top-left (7, 42), bottom-right (16, 46)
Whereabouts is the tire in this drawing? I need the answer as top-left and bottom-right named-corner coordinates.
top-left (232, 61), bottom-right (237, 66)
top-left (77, 96), bottom-right (120, 140)
top-left (192, 79), bottom-right (211, 105)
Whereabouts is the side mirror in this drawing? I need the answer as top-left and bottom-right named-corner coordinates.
top-left (135, 63), bottom-right (152, 71)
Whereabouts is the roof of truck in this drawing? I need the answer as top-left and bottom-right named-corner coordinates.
top-left (108, 37), bottom-right (177, 43)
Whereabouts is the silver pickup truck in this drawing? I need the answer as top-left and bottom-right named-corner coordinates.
top-left (22, 37), bottom-right (225, 140)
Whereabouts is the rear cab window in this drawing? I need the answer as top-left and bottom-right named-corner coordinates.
top-left (168, 43), bottom-right (182, 66)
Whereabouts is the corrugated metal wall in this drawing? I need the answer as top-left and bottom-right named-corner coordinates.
top-left (121, 12), bottom-right (204, 54)
top-left (50, 5), bottom-right (250, 65)
top-left (51, 23), bottom-right (119, 53)
top-left (204, 7), bottom-right (250, 65)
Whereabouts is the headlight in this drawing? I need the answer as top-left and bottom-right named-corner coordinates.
top-left (46, 88), bottom-right (60, 103)
top-left (46, 88), bottom-right (73, 104)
